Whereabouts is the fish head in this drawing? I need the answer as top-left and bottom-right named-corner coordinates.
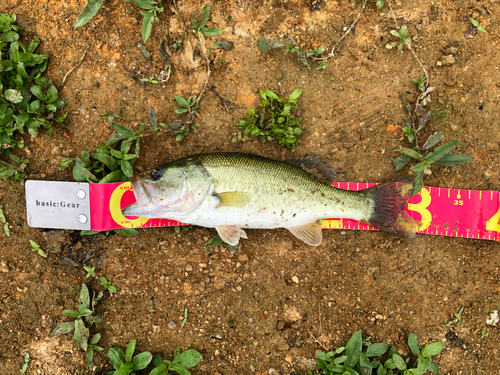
top-left (123, 159), bottom-right (212, 218)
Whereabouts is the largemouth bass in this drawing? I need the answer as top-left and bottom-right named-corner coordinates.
top-left (123, 153), bottom-right (417, 246)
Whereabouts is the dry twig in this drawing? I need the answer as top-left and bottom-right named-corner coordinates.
top-left (61, 48), bottom-right (89, 86)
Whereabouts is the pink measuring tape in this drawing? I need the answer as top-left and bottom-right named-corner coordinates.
top-left (88, 182), bottom-right (500, 241)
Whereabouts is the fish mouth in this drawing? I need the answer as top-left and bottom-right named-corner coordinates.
top-left (129, 176), bottom-right (157, 206)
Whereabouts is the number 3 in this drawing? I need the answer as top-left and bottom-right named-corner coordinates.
top-left (407, 188), bottom-right (432, 232)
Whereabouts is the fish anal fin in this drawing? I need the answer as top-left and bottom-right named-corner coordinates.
top-left (215, 191), bottom-right (251, 208)
top-left (216, 225), bottom-right (248, 246)
top-left (287, 220), bottom-right (323, 246)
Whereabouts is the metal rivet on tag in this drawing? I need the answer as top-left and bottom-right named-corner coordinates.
top-left (77, 190), bottom-right (86, 199)
top-left (78, 214), bottom-right (88, 224)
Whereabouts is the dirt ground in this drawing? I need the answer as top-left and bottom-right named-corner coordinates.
top-left (1, 0), bottom-right (500, 374)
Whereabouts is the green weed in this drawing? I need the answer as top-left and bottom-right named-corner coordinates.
top-left (192, 4), bottom-right (223, 37)
top-left (175, 96), bottom-right (199, 114)
top-left (312, 330), bottom-right (444, 375)
top-left (74, 0), bottom-right (163, 43)
top-left (0, 205), bottom-right (9, 236)
top-left (447, 307), bottom-right (464, 325)
top-left (205, 234), bottom-right (239, 254)
top-left (0, 13), bottom-right (67, 183)
top-left (84, 265), bottom-right (96, 278)
top-left (181, 308), bottom-right (188, 327)
top-left (52, 284), bottom-right (104, 366)
top-left (387, 26), bottom-right (411, 53)
top-left (141, 75), bottom-right (159, 84)
top-left (237, 88), bottom-right (303, 151)
top-left (412, 76), bottom-right (425, 92)
top-left (470, 18), bottom-right (486, 33)
top-left (21, 353), bottom-right (29, 374)
top-left (29, 240), bottom-right (47, 258)
top-left (150, 347), bottom-right (202, 375)
top-left (106, 339), bottom-right (153, 374)
top-left (99, 276), bottom-right (117, 293)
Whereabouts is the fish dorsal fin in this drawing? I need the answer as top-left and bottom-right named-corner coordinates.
top-left (287, 220), bottom-right (323, 246)
top-left (285, 153), bottom-right (336, 184)
top-left (215, 191), bottom-right (251, 207)
top-left (216, 225), bottom-right (248, 246)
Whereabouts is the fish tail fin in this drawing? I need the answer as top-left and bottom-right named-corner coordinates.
top-left (362, 178), bottom-right (418, 237)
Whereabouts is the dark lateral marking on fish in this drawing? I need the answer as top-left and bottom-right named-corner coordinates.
top-left (287, 188), bottom-right (295, 192)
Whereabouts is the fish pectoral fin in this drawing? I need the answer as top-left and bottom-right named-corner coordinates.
top-left (216, 225), bottom-right (248, 246)
top-left (215, 191), bottom-right (251, 208)
top-left (287, 220), bottom-right (323, 246)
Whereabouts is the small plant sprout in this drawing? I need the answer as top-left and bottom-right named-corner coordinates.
top-left (21, 353), bottom-right (29, 374)
top-left (141, 75), bottom-right (159, 84)
top-left (448, 307), bottom-right (464, 325)
top-left (192, 4), bottom-right (223, 37)
top-left (471, 18), bottom-right (486, 33)
top-left (388, 26), bottom-right (412, 53)
top-left (52, 284), bottom-right (103, 357)
top-left (314, 330), bottom-right (444, 375)
top-left (106, 339), bottom-right (153, 374)
top-left (84, 265), bottom-right (96, 278)
top-left (0, 206), bottom-right (9, 236)
top-left (181, 308), bottom-right (188, 327)
top-left (175, 95), bottom-right (199, 114)
top-left (150, 347), bottom-right (202, 375)
top-left (376, 0), bottom-right (384, 10)
top-left (29, 240), bottom-right (47, 258)
top-left (412, 75), bottom-right (426, 92)
top-left (86, 333), bottom-right (104, 365)
top-left (286, 44), bottom-right (295, 53)
top-left (99, 276), bottom-right (117, 293)
top-left (237, 88), bottom-right (303, 151)
top-left (172, 40), bottom-right (181, 50)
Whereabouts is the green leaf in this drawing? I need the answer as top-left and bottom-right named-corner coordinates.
top-left (99, 170), bottom-right (123, 183)
top-left (418, 111), bottom-right (431, 131)
top-left (392, 354), bottom-right (406, 370)
top-left (46, 85), bottom-right (58, 103)
top-left (73, 318), bottom-right (89, 351)
top-left (169, 363), bottom-right (191, 375)
top-left (90, 333), bottom-right (101, 345)
top-left (125, 340), bottom-right (136, 363)
top-left (433, 154), bottom-right (474, 166)
top-left (178, 349), bottom-right (202, 369)
top-left (201, 27), bottom-right (223, 36)
top-left (425, 140), bottom-right (459, 162)
top-left (428, 360), bottom-right (441, 374)
top-left (359, 352), bottom-right (372, 368)
top-left (74, 0), bottom-right (105, 28)
top-left (4, 89), bottom-right (23, 103)
top-left (132, 351), bottom-right (153, 370)
top-left (37, 249), bottom-right (47, 258)
top-left (477, 25), bottom-right (486, 33)
top-left (141, 10), bottom-right (154, 42)
top-left (115, 363), bottom-right (134, 375)
top-left (86, 349), bottom-right (94, 364)
top-left (393, 147), bottom-right (422, 160)
top-left (345, 330), bottom-right (363, 368)
top-left (111, 123), bottom-right (135, 137)
top-left (73, 158), bottom-right (97, 182)
top-left (366, 343), bottom-right (389, 357)
top-left (470, 18), bottom-right (479, 27)
top-left (63, 309), bottom-right (80, 318)
top-left (107, 347), bottom-right (124, 369)
top-left (390, 30), bottom-right (401, 38)
top-left (79, 308), bottom-right (93, 316)
top-left (192, 3), bottom-right (210, 30)
top-left (417, 354), bottom-right (429, 373)
top-left (376, 0), bottom-right (384, 10)
top-left (205, 234), bottom-right (224, 248)
top-left (51, 321), bottom-right (75, 335)
top-left (422, 342), bottom-right (445, 357)
top-left (408, 333), bottom-right (420, 356)
top-left (121, 159), bottom-right (134, 178)
top-left (393, 153), bottom-right (412, 172)
top-left (175, 96), bottom-right (189, 108)
top-left (288, 88), bottom-right (302, 101)
top-left (257, 37), bottom-right (270, 52)
top-left (79, 283), bottom-right (90, 310)
top-left (422, 131), bottom-right (443, 151)
top-left (94, 152), bottom-right (119, 171)
top-left (132, 0), bottom-right (156, 10)
top-left (114, 228), bottom-right (139, 236)
top-left (411, 169), bottom-right (424, 197)
top-left (175, 108), bottom-right (189, 114)
top-left (1, 31), bottom-right (19, 42)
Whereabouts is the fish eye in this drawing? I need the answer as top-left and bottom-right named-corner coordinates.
top-left (150, 169), bottom-right (162, 181)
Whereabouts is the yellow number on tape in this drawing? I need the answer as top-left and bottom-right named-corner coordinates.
top-left (486, 197), bottom-right (500, 234)
top-left (407, 188), bottom-right (432, 232)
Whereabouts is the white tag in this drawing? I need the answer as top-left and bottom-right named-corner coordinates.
top-left (25, 181), bottom-right (91, 230)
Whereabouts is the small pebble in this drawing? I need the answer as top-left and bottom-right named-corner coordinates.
top-left (291, 276), bottom-right (299, 284)
top-left (167, 321), bottom-right (177, 329)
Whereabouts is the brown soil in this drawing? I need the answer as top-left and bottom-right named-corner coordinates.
top-left (1, 0), bottom-right (500, 374)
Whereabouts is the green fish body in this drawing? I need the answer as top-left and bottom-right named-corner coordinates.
top-left (123, 153), bottom-right (417, 246)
